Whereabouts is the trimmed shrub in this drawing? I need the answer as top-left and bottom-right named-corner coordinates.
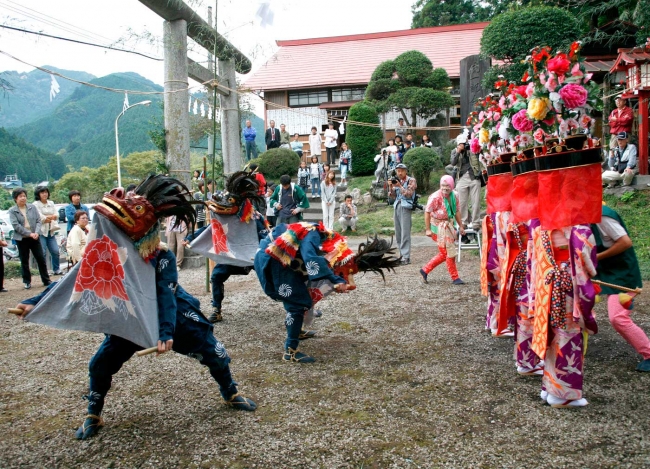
top-left (347, 101), bottom-right (383, 176)
top-left (250, 148), bottom-right (300, 180)
top-left (403, 146), bottom-right (442, 193)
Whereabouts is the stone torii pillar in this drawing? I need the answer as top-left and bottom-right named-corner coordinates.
top-left (137, 0), bottom-right (253, 181)
top-left (163, 19), bottom-right (191, 186)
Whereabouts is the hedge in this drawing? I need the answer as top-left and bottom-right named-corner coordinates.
top-left (402, 146), bottom-right (442, 193)
top-left (249, 148), bottom-right (300, 180)
top-left (346, 101), bottom-right (383, 176)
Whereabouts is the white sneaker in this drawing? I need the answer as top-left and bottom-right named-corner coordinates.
top-left (540, 390), bottom-right (548, 402)
top-left (546, 394), bottom-right (588, 408)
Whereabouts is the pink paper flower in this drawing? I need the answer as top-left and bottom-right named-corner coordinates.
top-left (545, 73), bottom-right (558, 92)
top-left (560, 83), bottom-right (588, 109)
top-left (470, 138), bottom-right (481, 154)
top-left (534, 128), bottom-right (546, 144)
top-left (566, 118), bottom-right (579, 131)
top-left (493, 112), bottom-right (501, 121)
top-left (511, 109), bottom-right (534, 132)
top-left (579, 114), bottom-right (592, 129)
top-left (519, 133), bottom-right (533, 148)
top-left (473, 123), bottom-right (481, 134)
top-left (543, 115), bottom-right (556, 127)
top-left (479, 111), bottom-right (485, 121)
top-left (526, 82), bottom-right (535, 98)
top-left (499, 96), bottom-right (508, 110)
top-left (571, 62), bottom-right (583, 80)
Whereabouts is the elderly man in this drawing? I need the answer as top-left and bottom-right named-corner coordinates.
top-left (603, 132), bottom-right (638, 187)
top-left (279, 124), bottom-right (291, 149)
top-left (388, 163), bottom-right (417, 264)
top-left (608, 96), bottom-right (634, 150)
top-left (265, 120), bottom-right (280, 150)
top-left (243, 120), bottom-right (257, 161)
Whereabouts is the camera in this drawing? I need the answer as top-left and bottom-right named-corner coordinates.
top-left (390, 169), bottom-right (398, 185)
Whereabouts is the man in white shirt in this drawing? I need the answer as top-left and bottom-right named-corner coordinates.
top-left (308, 126), bottom-right (322, 162)
top-left (324, 123), bottom-right (339, 166)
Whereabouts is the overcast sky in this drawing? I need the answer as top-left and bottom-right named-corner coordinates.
top-left (0, 0), bottom-right (415, 115)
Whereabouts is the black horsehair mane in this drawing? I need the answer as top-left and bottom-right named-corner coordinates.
top-left (134, 174), bottom-right (198, 230)
top-left (226, 170), bottom-right (265, 206)
top-left (355, 235), bottom-right (402, 281)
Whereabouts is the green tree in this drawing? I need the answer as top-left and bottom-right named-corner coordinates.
top-left (366, 50), bottom-right (455, 131)
top-left (249, 148), bottom-right (300, 180)
top-left (480, 6), bottom-right (581, 87)
top-left (346, 101), bottom-right (383, 176)
top-left (566, 0), bottom-right (650, 45)
top-left (411, 0), bottom-right (559, 28)
top-left (402, 146), bottom-right (442, 193)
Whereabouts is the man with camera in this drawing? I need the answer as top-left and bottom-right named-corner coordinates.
top-left (388, 163), bottom-right (417, 265)
top-left (450, 140), bottom-right (481, 242)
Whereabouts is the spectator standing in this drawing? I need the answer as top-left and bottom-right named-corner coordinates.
top-left (193, 181), bottom-right (206, 229)
top-left (265, 184), bottom-right (277, 227)
top-left (608, 96), bottom-right (634, 150)
top-left (395, 135), bottom-right (405, 162)
top-left (592, 205), bottom-right (649, 372)
top-left (603, 131), bottom-right (638, 187)
top-left (265, 120), bottom-right (281, 150)
top-left (66, 210), bottom-right (89, 265)
top-left (279, 124), bottom-right (291, 149)
top-left (320, 170), bottom-right (337, 230)
top-left (33, 186), bottom-right (63, 275)
top-left (395, 117), bottom-right (407, 140)
top-left (324, 123), bottom-right (339, 166)
top-left (383, 139), bottom-right (398, 166)
top-left (270, 175), bottom-right (310, 224)
top-left (421, 134), bottom-right (433, 148)
top-left (243, 120), bottom-right (258, 161)
top-left (0, 228), bottom-right (7, 292)
top-left (166, 215), bottom-right (188, 270)
top-left (388, 163), bottom-right (417, 264)
top-left (450, 141), bottom-right (481, 236)
top-left (297, 161), bottom-right (310, 194)
top-left (339, 194), bottom-right (357, 232)
top-left (309, 155), bottom-right (323, 198)
top-left (405, 133), bottom-right (415, 148)
top-left (249, 163), bottom-right (267, 213)
top-left (64, 190), bottom-right (89, 233)
top-left (291, 133), bottom-right (304, 158)
top-left (338, 142), bottom-right (351, 186)
top-left (191, 170), bottom-right (203, 193)
top-left (420, 175), bottom-right (465, 285)
top-left (8, 188), bottom-right (51, 289)
top-left (308, 126), bottom-right (322, 162)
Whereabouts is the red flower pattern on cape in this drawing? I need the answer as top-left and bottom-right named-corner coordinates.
top-left (309, 287), bottom-right (324, 305)
top-left (211, 218), bottom-right (230, 254)
top-left (74, 234), bottom-right (129, 301)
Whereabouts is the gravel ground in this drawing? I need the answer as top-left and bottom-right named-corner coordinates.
top-left (1, 244), bottom-right (649, 468)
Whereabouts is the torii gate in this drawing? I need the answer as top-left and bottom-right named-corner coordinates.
top-left (137, 0), bottom-right (252, 185)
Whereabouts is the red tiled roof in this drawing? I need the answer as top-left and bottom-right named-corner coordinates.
top-left (244, 23), bottom-right (489, 92)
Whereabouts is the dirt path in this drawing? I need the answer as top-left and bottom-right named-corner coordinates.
top-left (1, 247), bottom-right (649, 468)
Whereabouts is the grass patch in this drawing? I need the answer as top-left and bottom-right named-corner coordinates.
top-left (3, 261), bottom-right (39, 279)
top-left (603, 191), bottom-right (650, 280)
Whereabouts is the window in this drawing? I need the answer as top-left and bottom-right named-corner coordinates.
top-left (331, 87), bottom-right (366, 102)
top-left (289, 90), bottom-right (329, 107)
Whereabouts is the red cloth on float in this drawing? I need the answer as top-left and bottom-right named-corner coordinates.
top-left (486, 162), bottom-right (513, 214)
top-left (535, 148), bottom-right (602, 230)
top-left (510, 171), bottom-right (539, 223)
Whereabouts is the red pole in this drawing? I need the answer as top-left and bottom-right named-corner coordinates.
top-left (639, 91), bottom-right (649, 175)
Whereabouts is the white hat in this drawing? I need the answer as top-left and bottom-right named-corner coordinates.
top-left (456, 128), bottom-right (469, 145)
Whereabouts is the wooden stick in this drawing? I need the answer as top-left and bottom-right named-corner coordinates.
top-left (135, 346), bottom-right (159, 357)
top-left (7, 308), bottom-right (23, 315)
top-left (592, 279), bottom-right (642, 294)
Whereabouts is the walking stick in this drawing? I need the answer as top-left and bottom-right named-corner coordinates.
top-left (7, 308), bottom-right (23, 315)
top-left (592, 279), bottom-right (642, 294)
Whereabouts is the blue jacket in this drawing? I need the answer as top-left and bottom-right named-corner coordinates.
top-left (243, 126), bottom-right (257, 142)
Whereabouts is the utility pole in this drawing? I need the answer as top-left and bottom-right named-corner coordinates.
top-left (163, 19), bottom-right (191, 187)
